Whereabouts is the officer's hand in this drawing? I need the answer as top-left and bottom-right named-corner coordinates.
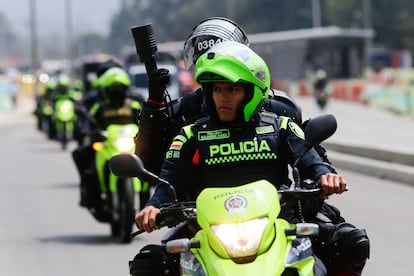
top-left (318, 173), bottom-right (347, 199)
top-left (135, 205), bottom-right (161, 233)
top-left (148, 68), bottom-right (170, 104)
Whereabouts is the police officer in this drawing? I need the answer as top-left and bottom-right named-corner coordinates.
top-left (134, 17), bottom-right (251, 175)
top-left (134, 18), bottom-right (369, 276)
top-left (72, 67), bottom-right (141, 207)
top-left (137, 42), bottom-right (353, 274)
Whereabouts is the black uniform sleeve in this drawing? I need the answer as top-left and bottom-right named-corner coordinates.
top-left (134, 102), bottom-right (177, 175)
top-left (278, 117), bottom-right (332, 182)
top-left (144, 127), bottom-right (198, 207)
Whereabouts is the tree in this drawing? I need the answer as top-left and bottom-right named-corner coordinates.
top-left (105, 0), bottom-right (414, 61)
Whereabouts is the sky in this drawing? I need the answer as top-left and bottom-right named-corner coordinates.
top-left (0, 0), bottom-right (120, 36)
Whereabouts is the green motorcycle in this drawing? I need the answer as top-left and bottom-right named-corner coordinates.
top-left (52, 96), bottom-right (76, 150)
top-left (91, 123), bottom-right (148, 243)
top-left (35, 96), bottom-right (54, 135)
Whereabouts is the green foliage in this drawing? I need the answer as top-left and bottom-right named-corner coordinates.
top-left (46, 0), bottom-right (414, 58)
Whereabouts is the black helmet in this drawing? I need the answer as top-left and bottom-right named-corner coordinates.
top-left (266, 89), bottom-right (302, 124)
top-left (183, 17), bottom-right (249, 69)
top-left (97, 59), bottom-right (123, 77)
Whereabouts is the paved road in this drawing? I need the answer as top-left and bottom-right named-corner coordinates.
top-left (2, 94), bottom-right (414, 186)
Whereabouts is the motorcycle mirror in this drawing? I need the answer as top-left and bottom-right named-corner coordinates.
top-left (304, 114), bottom-right (337, 148)
top-left (109, 153), bottom-right (177, 202)
top-left (109, 153), bottom-right (158, 182)
top-left (292, 114), bottom-right (337, 168)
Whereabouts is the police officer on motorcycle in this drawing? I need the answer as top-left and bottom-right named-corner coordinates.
top-left (72, 67), bottom-right (141, 208)
top-left (134, 17), bottom-right (369, 276)
top-left (313, 69), bottom-right (329, 110)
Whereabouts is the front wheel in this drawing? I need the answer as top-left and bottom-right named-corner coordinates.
top-left (61, 122), bottom-right (68, 150)
top-left (111, 178), bottom-right (135, 243)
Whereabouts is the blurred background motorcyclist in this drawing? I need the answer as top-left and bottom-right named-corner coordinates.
top-left (74, 59), bottom-right (124, 145)
top-left (313, 69), bottom-right (330, 110)
top-left (44, 75), bottom-right (78, 139)
top-left (34, 77), bottom-right (57, 132)
top-left (71, 67), bottom-right (141, 208)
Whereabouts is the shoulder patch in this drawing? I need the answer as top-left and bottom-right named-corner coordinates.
top-left (174, 134), bottom-right (188, 143)
top-left (169, 140), bottom-right (183, 150)
top-left (288, 121), bottom-right (305, 140)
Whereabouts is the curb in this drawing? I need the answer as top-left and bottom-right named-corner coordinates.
top-left (324, 141), bottom-right (414, 167)
top-left (325, 144), bottom-right (414, 187)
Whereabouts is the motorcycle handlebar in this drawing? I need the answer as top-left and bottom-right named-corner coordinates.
top-left (131, 202), bottom-right (196, 238)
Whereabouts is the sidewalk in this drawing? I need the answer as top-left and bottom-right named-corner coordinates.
top-left (0, 94), bottom-right (35, 126)
top-left (295, 96), bottom-right (414, 186)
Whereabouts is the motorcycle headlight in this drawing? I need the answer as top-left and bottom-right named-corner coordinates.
top-left (59, 103), bottom-right (71, 113)
top-left (211, 217), bottom-right (268, 259)
top-left (113, 137), bottom-right (134, 152)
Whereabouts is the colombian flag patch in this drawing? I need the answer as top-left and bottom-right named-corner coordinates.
top-left (169, 141), bottom-right (183, 150)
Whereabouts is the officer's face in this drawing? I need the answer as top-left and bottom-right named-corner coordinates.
top-left (212, 82), bottom-right (245, 122)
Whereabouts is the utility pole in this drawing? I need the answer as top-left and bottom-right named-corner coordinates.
top-left (226, 0), bottom-right (236, 20)
top-left (29, 0), bottom-right (39, 96)
top-left (311, 0), bottom-right (322, 28)
top-left (362, 0), bottom-right (373, 47)
top-left (65, 0), bottom-right (74, 78)
top-left (362, 0), bottom-right (373, 69)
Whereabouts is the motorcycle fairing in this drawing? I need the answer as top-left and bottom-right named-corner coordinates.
top-left (54, 98), bottom-right (76, 122)
top-left (180, 251), bottom-right (206, 276)
top-left (95, 124), bottom-right (141, 194)
top-left (180, 181), bottom-right (317, 275)
top-left (40, 100), bottom-right (54, 116)
top-left (196, 180), bottom-right (280, 258)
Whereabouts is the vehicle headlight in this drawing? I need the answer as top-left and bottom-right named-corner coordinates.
top-left (114, 138), bottom-right (134, 152)
top-left (211, 217), bottom-right (268, 259)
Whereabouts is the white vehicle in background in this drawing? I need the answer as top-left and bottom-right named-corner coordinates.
top-left (127, 63), bottom-right (181, 101)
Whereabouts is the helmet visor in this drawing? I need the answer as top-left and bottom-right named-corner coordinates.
top-left (183, 17), bottom-right (249, 69)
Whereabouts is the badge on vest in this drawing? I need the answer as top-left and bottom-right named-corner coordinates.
top-left (255, 125), bottom-right (275, 134)
top-left (198, 129), bottom-right (230, 141)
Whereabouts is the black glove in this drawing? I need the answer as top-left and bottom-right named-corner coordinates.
top-left (148, 68), bottom-right (170, 104)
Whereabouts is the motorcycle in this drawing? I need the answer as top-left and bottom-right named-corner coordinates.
top-left (35, 97), bottom-right (54, 135)
top-left (109, 114), bottom-right (337, 275)
top-left (52, 96), bottom-right (77, 149)
top-left (87, 123), bottom-right (149, 243)
top-left (315, 89), bottom-right (328, 110)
